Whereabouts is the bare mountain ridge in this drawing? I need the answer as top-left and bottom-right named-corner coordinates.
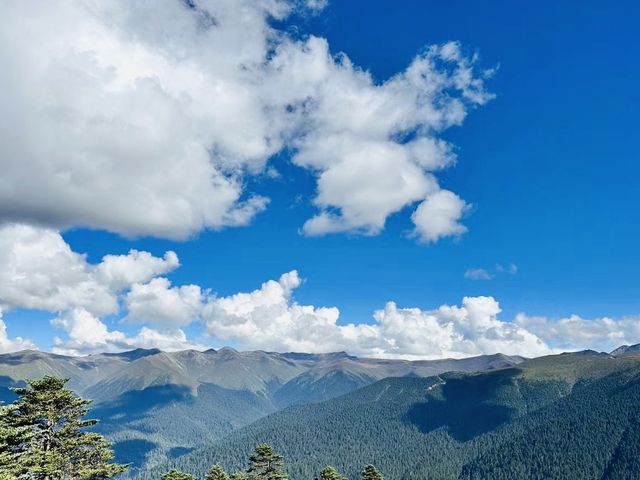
top-left (610, 343), bottom-right (640, 356)
top-left (0, 347), bottom-right (526, 400)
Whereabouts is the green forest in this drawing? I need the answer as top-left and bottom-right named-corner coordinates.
top-left (136, 352), bottom-right (640, 480)
top-left (0, 376), bottom-right (383, 480)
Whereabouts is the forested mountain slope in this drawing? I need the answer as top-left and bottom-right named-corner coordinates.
top-left (0, 348), bottom-right (521, 471)
top-left (148, 350), bottom-right (640, 480)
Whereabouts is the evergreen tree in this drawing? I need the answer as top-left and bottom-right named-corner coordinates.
top-left (206, 464), bottom-right (230, 480)
top-left (247, 443), bottom-right (288, 480)
top-left (0, 403), bottom-right (33, 477)
top-left (1, 375), bottom-right (126, 479)
top-left (320, 465), bottom-right (347, 480)
top-left (161, 469), bottom-right (196, 480)
top-left (361, 464), bottom-right (383, 480)
top-left (230, 472), bottom-right (247, 480)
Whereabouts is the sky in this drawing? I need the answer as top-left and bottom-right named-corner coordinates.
top-left (0, 0), bottom-right (639, 358)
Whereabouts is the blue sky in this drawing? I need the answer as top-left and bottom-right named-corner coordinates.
top-left (1, 0), bottom-right (639, 357)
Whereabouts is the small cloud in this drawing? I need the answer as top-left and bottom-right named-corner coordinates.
top-left (496, 263), bottom-right (518, 274)
top-left (305, 0), bottom-right (329, 10)
top-left (464, 268), bottom-right (493, 280)
top-left (265, 167), bottom-right (281, 179)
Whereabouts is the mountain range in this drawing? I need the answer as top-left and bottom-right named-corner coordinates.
top-left (4, 345), bottom-right (640, 479)
top-left (145, 347), bottom-right (640, 480)
top-left (0, 347), bottom-right (524, 473)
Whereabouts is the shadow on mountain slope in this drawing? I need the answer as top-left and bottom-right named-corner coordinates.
top-left (92, 384), bottom-right (193, 426)
top-left (112, 439), bottom-right (158, 467)
top-left (405, 368), bottom-right (521, 441)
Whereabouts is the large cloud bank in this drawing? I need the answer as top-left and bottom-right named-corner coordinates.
top-left (0, 0), bottom-right (491, 241)
top-left (0, 224), bottom-right (637, 357)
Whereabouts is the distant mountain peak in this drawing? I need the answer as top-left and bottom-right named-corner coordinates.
top-left (216, 346), bottom-right (240, 358)
top-left (555, 349), bottom-right (602, 357)
top-left (611, 343), bottom-right (640, 356)
top-left (100, 348), bottom-right (162, 360)
top-left (281, 351), bottom-right (355, 361)
top-left (0, 349), bottom-right (70, 363)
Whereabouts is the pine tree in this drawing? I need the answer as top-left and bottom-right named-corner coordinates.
top-left (230, 472), bottom-right (247, 480)
top-left (361, 464), bottom-right (383, 480)
top-left (206, 464), bottom-right (230, 480)
top-left (320, 465), bottom-right (347, 480)
top-left (0, 403), bottom-right (33, 477)
top-left (161, 469), bottom-right (196, 480)
top-left (247, 443), bottom-right (288, 480)
top-left (2, 375), bottom-right (127, 479)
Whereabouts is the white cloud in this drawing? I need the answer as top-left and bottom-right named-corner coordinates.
top-left (0, 224), bottom-right (117, 315)
top-left (125, 278), bottom-right (204, 327)
top-left (515, 313), bottom-right (640, 353)
top-left (52, 308), bottom-right (126, 350)
top-left (465, 262), bottom-right (518, 280)
top-left (305, 0), bottom-right (329, 10)
top-left (411, 190), bottom-right (469, 243)
top-left (0, 223), bottom-right (202, 355)
top-left (1, 225), bottom-right (637, 358)
top-left (292, 41), bottom-right (490, 237)
top-left (0, 308), bottom-right (36, 353)
top-left (201, 271), bottom-right (551, 359)
top-left (0, 223), bottom-right (179, 316)
top-left (1, 225), bottom-right (638, 358)
top-left (464, 268), bottom-right (493, 280)
top-left (0, 0), bottom-right (278, 239)
top-left (51, 308), bottom-right (201, 356)
top-left (496, 263), bottom-right (518, 274)
top-left (96, 250), bottom-right (180, 291)
top-left (372, 298), bottom-right (551, 359)
top-left (0, 1), bottom-right (490, 242)
top-left (202, 271), bottom-right (359, 352)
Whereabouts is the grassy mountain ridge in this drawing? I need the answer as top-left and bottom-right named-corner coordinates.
top-left (0, 348), bottom-right (522, 472)
top-left (146, 350), bottom-right (640, 480)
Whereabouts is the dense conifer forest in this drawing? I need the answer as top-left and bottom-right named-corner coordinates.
top-left (141, 352), bottom-right (640, 480)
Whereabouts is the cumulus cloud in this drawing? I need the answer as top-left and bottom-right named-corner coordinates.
top-left (96, 250), bottom-right (180, 291)
top-left (125, 278), bottom-right (204, 327)
top-left (292, 41), bottom-right (489, 237)
top-left (51, 308), bottom-right (127, 352)
top-left (0, 223), bottom-right (196, 355)
top-left (0, 0), bottom-right (490, 241)
top-left (0, 223), bottom-right (179, 316)
top-left (515, 313), bottom-right (640, 353)
top-left (411, 190), bottom-right (469, 243)
top-left (372, 297), bottom-right (551, 359)
top-left (201, 270), bottom-right (551, 359)
top-left (4, 225), bottom-right (636, 358)
top-left (51, 308), bottom-right (201, 356)
top-left (0, 223), bottom-right (116, 315)
top-left (202, 271), bottom-right (372, 353)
